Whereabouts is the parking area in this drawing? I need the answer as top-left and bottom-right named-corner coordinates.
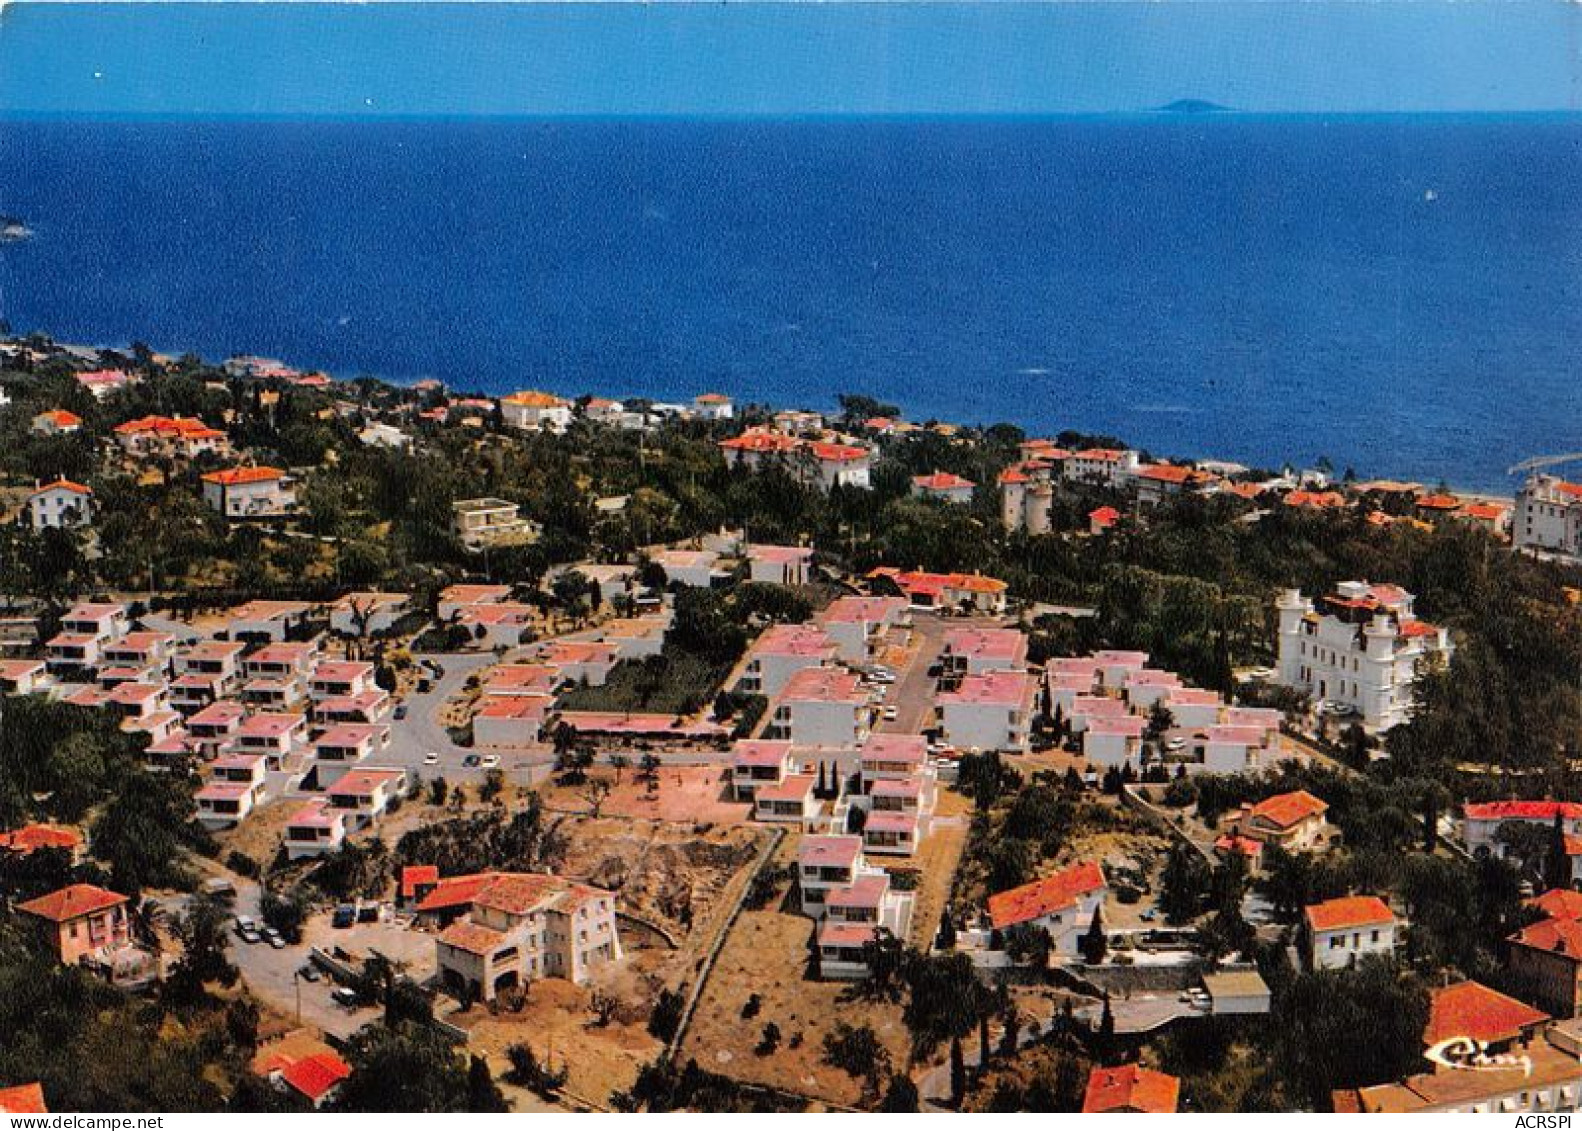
top-left (230, 906), bottom-right (438, 1039)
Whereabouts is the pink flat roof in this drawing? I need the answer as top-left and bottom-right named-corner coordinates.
top-left (1086, 716), bottom-right (1147, 736)
top-left (733, 740), bottom-right (794, 768)
top-left (861, 734), bottom-right (927, 763)
top-left (755, 773), bottom-right (816, 803)
top-left (939, 671), bottom-right (1033, 706)
top-left (799, 835), bottom-right (862, 869)
top-left (781, 666), bottom-right (865, 704)
top-left (828, 874), bottom-right (889, 909)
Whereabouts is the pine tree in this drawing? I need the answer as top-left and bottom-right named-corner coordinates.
top-left (949, 1036), bottom-right (966, 1106)
top-left (1081, 904), bottom-right (1108, 965)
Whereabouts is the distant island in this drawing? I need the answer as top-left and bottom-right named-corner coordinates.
top-left (1154, 99), bottom-right (1234, 114)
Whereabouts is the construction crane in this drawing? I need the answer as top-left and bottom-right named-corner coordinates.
top-left (1507, 452), bottom-right (1582, 477)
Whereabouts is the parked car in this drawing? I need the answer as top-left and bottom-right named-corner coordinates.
top-left (1165, 736), bottom-right (1187, 752)
top-left (331, 987), bottom-right (360, 1009)
top-left (297, 965), bottom-right (322, 983)
top-left (332, 904), bottom-right (356, 929)
top-left (480, 754), bottom-right (501, 769)
top-left (263, 927), bottom-right (286, 950)
top-left (423, 751), bottom-right (440, 766)
top-left (393, 704), bottom-right (408, 720)
top-left (462, 754), bottom-right (482, 769)
top-left (882, 706), bottom-right (899, 721)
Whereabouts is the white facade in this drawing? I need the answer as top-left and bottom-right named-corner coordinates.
top-left (1515, 474), bottom-right (1582, 558)
top-left (28, 482), bottom-right (92, 530)
top-left (1276, 582), bottom-right (1453, 731)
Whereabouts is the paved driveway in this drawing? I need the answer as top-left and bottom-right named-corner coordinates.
top-left (382, 651), bottom-right (510, 783)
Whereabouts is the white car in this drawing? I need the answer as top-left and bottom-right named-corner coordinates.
top-left (1164, 736), bottom-right (1186, 752)
top-left (423, 751), bottom-right (440, 766)
top-left (882, 706), bottom-right (899, 722)
top-left (480, 754), bottom-right (501, 769)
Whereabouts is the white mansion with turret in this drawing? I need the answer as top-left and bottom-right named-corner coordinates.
top-left (1276, 581), bottom-right (1453, 732)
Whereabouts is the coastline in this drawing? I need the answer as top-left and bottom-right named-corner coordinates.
top-left (0, 329), bottom-right (1524, 504)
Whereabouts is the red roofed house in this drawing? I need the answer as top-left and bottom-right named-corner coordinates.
top-left (1134, 462), bottom-right (1217, 507)
top-left (1088, 505), bottom-right (1121, 534)
top-left (27, 478), bottom-right (92, 531)
top-left (0, 823), bottom-right (84, 861)
top-left (1083, 1064), bottom-right (1180, 1114)
top-left (1531, 888), bottom-right (1582, 923)
top-left (16, 883), bottom-right (131, 968)
top-left (201, 466), bottom-right (297, 518)
top-left (1424, 980), bottom-right (1549, 1056)
top-left (113, 414), bottom-right (228, 458)
top-left (1303, 895), bottom-right (1398, 969)
top-left (278, 1051), bottom-right (351, 1107)
top-left (986, 861), bottom-right (1108, 956)
top-left (32, 408), bottom-right (82, 435)
top-left (429, 872), bottom-right (622, 1001)
top-left (1228, 790), bottom-right (1330, 852)
top-left (1508, 914), bottom-right (1582, 1020)
top-left (1464, 801), bottom-right (1582, 864)
top-left (911, 470), bottom-right (976, 505)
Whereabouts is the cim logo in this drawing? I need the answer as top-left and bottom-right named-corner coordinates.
top-left (1424, 1034), bottom-right (1534, 1077)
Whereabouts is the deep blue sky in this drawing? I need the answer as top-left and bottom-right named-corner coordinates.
top-left (0, 2), bottom-right (1578, 117)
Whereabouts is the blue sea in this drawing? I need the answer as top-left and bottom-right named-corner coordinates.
top-left (1, 114), bottom-right (1579, 490)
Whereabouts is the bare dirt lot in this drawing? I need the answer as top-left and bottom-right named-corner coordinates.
top-left (678, 835), bottom-right (910, 1110)
top-left (540, 765), bottom-right (749, 825)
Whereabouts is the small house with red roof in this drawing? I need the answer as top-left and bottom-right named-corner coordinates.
top-left (911, 470), bottom-right (976, 505)
top-left (986, 861), bottom-right (1108, 956)
top-left (31, 408), bottom-right (81, 436)
top-left (27, 478), bottom-right (92, 531)
top-left (1228, 790), bottom-right (1330, 852)
top-left (16, 883), bottom-right (131, 967)
top-left (1303, 895), bottom-right (1398, 970)
top-left (201, 465), bottom-right (296, 518)
top-left (1082, 1064), bottom-right (1180, 1114)
top-left (0, 823), bottom-right (83, 862)
top-left (1424, 981), bottom-right (1549, 1055)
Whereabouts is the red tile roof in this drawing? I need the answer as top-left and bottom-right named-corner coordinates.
top-left (16, 883), bottom-right (127, 922)
top-left (1303, 895), bottom-right (1394, 933)
top-left (400, 865), bottom-right (440, 900)
top-left (1246, 790), bottom-right (1328, 830)
top-left (1530, 888), bottom-right (1582, 922)
top-left (1465, 800), bottom-right (1582, 823)
top-left (1511, 914), bottom-right (1582, 961)
top-left (1082, 1065), bottom-right (1180, 1114)
top-left (202, 466), bottom-right (285, 486)
top-left (278, 1051), bottom-right (351, 1103)
top-left (31, 478), bottom-right (92, 497)
top-left (1423, 981), bottom-right (1548, 1048)
top-left (0, 824), bottom-right (83, 855)
top-left (0, 1083), bottom-right (47, 1113)
top-left (913, 471), bottom-right (976, 491)
top-left (987, 861), bottom-right (1106, 931)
